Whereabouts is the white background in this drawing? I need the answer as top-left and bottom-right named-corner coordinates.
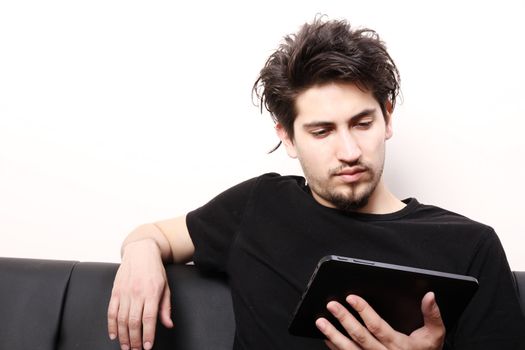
top-left (1, 1), bottom-right (524, 269)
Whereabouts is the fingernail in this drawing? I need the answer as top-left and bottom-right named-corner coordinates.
top-left (144, 342), bottom-right (152, 350)
top-left (121, 345), bottom-right (129, 350)
top-left (428, 292), bottom-right (436, 305)
top-left (327, 301), bottom-right (340, 314)
top-left (109, 333), bottom-right (116, 340)
top-left (316, 318), bottom-right (327, 331)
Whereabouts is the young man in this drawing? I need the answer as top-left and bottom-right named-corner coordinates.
top-left (107, 18), bottom-right (525, 350)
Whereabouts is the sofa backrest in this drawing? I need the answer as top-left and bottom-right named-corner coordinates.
top-left (0, 257), bottom-right (523, 349)
top-left (0, 258), bottom-right (234, 350)
top-left (514, 271), bottom-right (525, 316)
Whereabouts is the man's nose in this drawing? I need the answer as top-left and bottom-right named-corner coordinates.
top-left (335, 131), bottom-right (362, 163)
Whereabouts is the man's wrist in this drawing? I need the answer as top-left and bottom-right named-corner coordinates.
top-left (121, 236), bottom-right (161, 260)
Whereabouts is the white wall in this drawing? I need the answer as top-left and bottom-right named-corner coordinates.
top-left (1, 1), bottom-right (524, 269)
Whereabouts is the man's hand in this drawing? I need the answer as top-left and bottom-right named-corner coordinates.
top-left (315, 292), bottom-right (445, 350)
top-left (107, 239), bottom-right (174, 350)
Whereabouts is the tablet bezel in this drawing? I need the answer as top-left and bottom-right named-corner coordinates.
top-left (288, 255), bottom-right (479, 339)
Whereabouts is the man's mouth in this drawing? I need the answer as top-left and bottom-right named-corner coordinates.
top-left (333, 166), bottom-right (367, 183)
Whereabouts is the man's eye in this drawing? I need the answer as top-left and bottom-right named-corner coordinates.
top-left (311, 129), bottom-right (330, 137)
top-left (356, 120), bottom-right (373, 129)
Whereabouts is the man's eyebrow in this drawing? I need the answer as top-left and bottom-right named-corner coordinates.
top-left (302, 108), bottom-right (377, 128)
top-left (302, 121), bottom-right (334, 129)
top-left (350, 108), bottom-right (377, 120)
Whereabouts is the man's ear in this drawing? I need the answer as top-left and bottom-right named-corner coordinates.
top-left (275, 123), bottom-right (298, 158)
top-left (384, 101), bottom-right (394, 140)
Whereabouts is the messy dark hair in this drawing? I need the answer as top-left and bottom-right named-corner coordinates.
top-left (252, 16), bottom-right (400, 150)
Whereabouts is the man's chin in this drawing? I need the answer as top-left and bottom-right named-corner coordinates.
top-left (331, 195), bottom-right (369, 212)
top-left (327, 186), bottom-right (373, 212)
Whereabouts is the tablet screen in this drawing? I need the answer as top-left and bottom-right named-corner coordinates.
top-left (288, 255), bottom-right (478, 339)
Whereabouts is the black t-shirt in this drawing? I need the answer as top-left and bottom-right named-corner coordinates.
top-left (186, 173), bottom-right (525, 349)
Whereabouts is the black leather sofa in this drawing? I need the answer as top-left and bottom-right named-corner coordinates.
top-left (0, 257), bottom-right (524, 350)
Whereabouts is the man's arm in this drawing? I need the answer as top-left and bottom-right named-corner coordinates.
top-left (316, 292), bottom-right (445, 350)
top-left (107, 215), bottom-right (195, 350)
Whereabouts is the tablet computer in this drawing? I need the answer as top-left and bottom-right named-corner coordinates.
top-left (288, 255), bottom-right (479, 339)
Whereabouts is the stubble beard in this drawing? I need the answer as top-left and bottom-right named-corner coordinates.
top-left (306, 160), bottom-right (384, 213)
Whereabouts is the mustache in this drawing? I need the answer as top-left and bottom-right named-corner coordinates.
top-left (329, 162), bottom-right (369, 176)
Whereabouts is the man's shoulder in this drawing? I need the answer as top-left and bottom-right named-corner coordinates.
top-left (251, 172), bottom-right (307, 188)
top-left (221, 172), bottom-right (307, 200)
top-left (410, 199), bottom-right (494, 234)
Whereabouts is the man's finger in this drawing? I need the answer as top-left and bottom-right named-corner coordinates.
top-left (327, 300), bottom-right (383, 349)
top-left (346, 294), bottom-right (396, 344)
top-left (142, 299), bottom-right (159, 350)
top-left (159, 286), bottom-right (174, 328)
top-left (421, 292), bottom-right (445, 332)
top-left (324, 339), bottom-right (342, 350)
top-left (107, 293), bottom-right (120, 340)
top-left (315, 317), bottom-right (360, 350)
top-left (117, 298), bottom-right (131, 350)
top-left (128, 300), bottom-right (145, 350)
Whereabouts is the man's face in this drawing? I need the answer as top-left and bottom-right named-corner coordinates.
top-left (277, 82), bottom-right (393, 212)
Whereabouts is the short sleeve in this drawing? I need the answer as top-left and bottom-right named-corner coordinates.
top-left (185, 175), bottom-right (263, 273)
top-left (450, 227), bottom-right (525, 349)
